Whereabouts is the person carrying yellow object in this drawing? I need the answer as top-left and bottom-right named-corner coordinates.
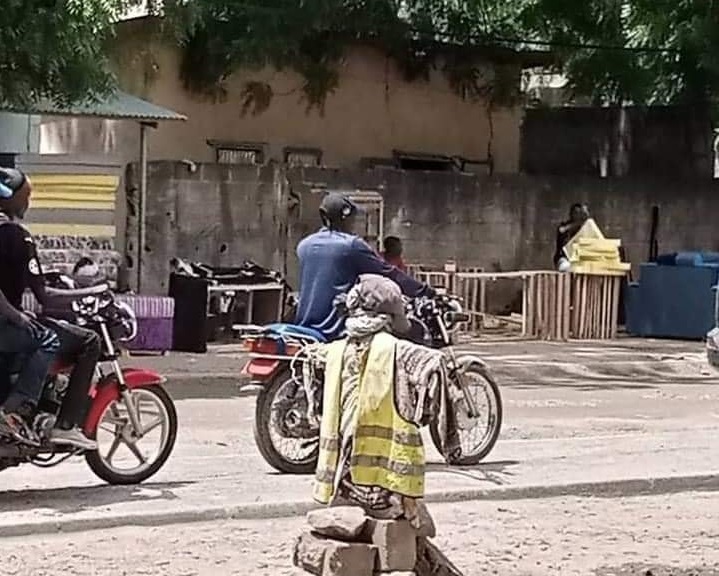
top-left (311, 274), bottom-right (460, 521)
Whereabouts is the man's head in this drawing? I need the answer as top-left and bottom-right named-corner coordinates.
top-left (383, 236), bottom-right (403, 258)
top-left (0, 168), bottom-right (32, 219)
top-left (319, 192), bottom-right (359, 232)
top-left (569, 203), bottom-right (589, 223)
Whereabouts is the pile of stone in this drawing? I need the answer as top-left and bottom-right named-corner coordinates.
top-left (293, 506), bottom-right (463, 576)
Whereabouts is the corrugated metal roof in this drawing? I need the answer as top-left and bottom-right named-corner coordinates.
top-left (0, 91), bottom-right (186, 122)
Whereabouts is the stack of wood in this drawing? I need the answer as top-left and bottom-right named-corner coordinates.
top-left (568, 237), bottom-right (631, 275)
top-left (559, 218), bottom-right (628, 339)
top-left (564, 219), bottom-right (630, 275)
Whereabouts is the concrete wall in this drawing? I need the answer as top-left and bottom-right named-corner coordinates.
top-left (133, 160), bottom-right (719, 296)
top-left (521, 106), bottom-right (714, 179)
top-left (45, 18), bottom-right (521, 173)
top-left (125, 162), bottom-right (288, 293)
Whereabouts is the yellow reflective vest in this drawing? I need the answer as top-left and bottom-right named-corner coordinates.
top-left (313, 332), bottom-right (425, 504)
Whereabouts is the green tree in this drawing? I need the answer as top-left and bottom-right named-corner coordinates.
top-left (0, 0), bottom-right (140, 107)
top-left (155, 0), bottom-right (719, 113)
top-left (526, 0), bottom-right (719, 107)
top-left (159, 0), bottom-right (532, 113)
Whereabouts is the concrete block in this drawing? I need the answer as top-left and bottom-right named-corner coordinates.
top-left (293, 532), bottom-right (330, 576)
top-left (323, 540), bottom-right (376, 576)
top-left (307, 506), bottom-right (369, 541)
top-left (404, 500), bottom-right (436, 539)
top-left (293, 531), bottom-right (377, 576)
top-left (363, 519), bottom-right (417, 572)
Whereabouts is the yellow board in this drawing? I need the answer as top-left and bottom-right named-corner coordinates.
top-left (572, 263), bottom-right (630, 276)
top-left (29, 174), bottom-right (118, 211)
top-left (564, 219), bottom-right (629, 275)
top-left (577, 238), bottom-right (621, 250)
top-left (26, 223), bottom-right (116, 238)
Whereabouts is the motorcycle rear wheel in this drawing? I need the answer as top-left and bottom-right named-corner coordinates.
top-left (253, 370), bottom-right (319, 475)
top-left (430, 362), bottom-right (502, 466)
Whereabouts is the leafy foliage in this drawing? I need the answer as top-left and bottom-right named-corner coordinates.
top-left (526, 0), bottom-right (719, 107)
top-left (3, 0), bottom-right (718, 115)
top-left (159, 0), bottom-right (532, 113)
top-left (0, 0), bottom-right (142, 107)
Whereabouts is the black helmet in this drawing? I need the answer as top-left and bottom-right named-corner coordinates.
top-left (319, 192), bottom-right (358, 227)
top-left (0, 168), bottom-right (26, 199)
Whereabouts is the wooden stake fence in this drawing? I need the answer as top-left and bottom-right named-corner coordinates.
top-left (409, 265), bottom-right (625, 340)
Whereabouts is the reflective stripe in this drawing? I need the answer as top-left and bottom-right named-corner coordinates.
top-left (350, 454), bottom-right (426, 478)
top-left (315, 468), bottom-right (336, 484)
top-left (355, 424), bottom-right (423, 447)
top-left (319, 437), bottom-right (340, 451)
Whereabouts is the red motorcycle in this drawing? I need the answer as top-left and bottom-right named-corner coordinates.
top-left (244, 294), bottom-right (503, 475)
top-left (0, 285), bottom-right (178, 485)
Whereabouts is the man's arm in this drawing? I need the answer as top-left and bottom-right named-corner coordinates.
top-left (352, 238), bottom-right (433, 297)
top-left (17, 228), bottom-right (48, 308)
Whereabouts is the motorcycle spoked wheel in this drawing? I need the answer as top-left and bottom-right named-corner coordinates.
top-left (430, 362), bottom-right (503, 466)
top-left (253, 369), bottom-right (319, 475)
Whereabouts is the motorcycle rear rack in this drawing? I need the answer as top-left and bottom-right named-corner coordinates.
top-left (248, 352), bottom-right (305, 362)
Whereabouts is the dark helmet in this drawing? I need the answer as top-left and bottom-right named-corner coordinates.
top-left (319, 192), bottom-right (358, 227)
top-left (0, 168), bottom-right (26, 199)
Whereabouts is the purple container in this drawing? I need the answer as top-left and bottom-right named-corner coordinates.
top-left (117, 295), bottom-right (175, 352)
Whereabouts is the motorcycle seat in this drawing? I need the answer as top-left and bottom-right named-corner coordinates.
top-left (263, 323), bottom-right (326, 343)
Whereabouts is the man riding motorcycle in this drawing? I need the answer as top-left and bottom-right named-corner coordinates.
top-left (0, 168), bottom-right (98, 450)
top-left (0, 270), bottom-right (59, 445)
top-left (295, 192), bottom-right (435, 340)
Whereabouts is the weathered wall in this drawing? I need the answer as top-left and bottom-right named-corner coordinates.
top-left (47, 17), bottom-right (521, 173)
top-left (133, 161), bottom-right (719, 296)
top-left (126, 162), bottom-right (288, 294)
top-left (40, 117), bottom-right (139, 168)
top-left (521, 106), bottom-right (714, 179)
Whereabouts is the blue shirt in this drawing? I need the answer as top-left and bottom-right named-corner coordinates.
top-left (295, 228), bottom-right (427, 340)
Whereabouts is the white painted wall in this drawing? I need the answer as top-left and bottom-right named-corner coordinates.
top-left (0, 113), bottom-right (41, 154)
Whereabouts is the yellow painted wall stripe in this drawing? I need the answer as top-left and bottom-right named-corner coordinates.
top-left (26, 223), bottom-right (116, 238)
top-left (30, 174), bottom-right (119, 187)
top-left (29, 174), bottom-right (119, 211)
top-left (32, 200), bottom-right (116, 211)
top-left (34, 190), bottom-right (116, 201)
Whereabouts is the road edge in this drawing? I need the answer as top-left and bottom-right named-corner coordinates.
top-left (3, 473), bottom-right (718, 538)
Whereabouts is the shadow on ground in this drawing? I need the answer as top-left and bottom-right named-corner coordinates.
top-left (427, 459), bottom-right (520, 486)
top-left (0, 481), bottom-right (193, 514)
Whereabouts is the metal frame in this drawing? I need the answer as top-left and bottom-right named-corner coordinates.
top-left (347, 189), bottom-right (384, 252)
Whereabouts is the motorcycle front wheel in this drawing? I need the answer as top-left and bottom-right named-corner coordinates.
top-left (430, 361), bottom-right (503, 466)
top-left (85, 384), bottom-right (178, 485)
top-left (253, 369), bottom-right (319, 475)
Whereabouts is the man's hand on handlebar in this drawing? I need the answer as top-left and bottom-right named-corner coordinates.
top-left (423, 284), bottom-right (438, 299)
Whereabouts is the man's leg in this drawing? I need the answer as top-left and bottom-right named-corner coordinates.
top-left (0, 319), bottom-right (58, 411)
top-left (2, 321), bottom-right (59, 412)
top-left (0, 319), bottom-right (59, 444)
top-left (38, 318), bottom-right (100, 449)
